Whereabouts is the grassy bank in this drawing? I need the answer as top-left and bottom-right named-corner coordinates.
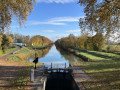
top-left (32, 43), bottom-right (53, 49)
top-left (0, 47), bottom-right (17, 56)
top-left (69, 49), bottom-right (120, 89)
top-left (6, 47), bottom-right (43, 89)
top-left (75, 49), bottom-right (119, 61)
top-left (7, 47), bottom-right (35, 62)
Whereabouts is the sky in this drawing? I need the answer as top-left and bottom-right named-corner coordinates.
top-left (10, 0), bottom-right (85, 41)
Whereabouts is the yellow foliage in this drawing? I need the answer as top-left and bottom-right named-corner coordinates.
top-left (8, 36), bottom-right (13, 43)
top-left (0, 0), bottom-right (35, 30)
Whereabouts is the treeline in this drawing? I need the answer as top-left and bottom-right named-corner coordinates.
top-left (0, 33), bottom-right (53, 53)
top-left (55, 33), bottom-right (104, 51)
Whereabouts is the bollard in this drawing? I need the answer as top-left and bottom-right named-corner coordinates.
top-left (30, 69), bottom-right (34, 82)
top-left (65, 63), bottom-right (66, 68)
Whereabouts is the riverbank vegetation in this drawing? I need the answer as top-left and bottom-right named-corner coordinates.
top-left (0, 33), bottom-right (52, 89)
top-left (56, 46), bottom-right (120, 89)
top-left (55, 33), bottom-right (120, 52)
top-left (55, 33), bottom-right (120, 89)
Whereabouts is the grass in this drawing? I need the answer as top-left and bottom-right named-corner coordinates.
top-left (7, 47), bottom-right (44, 65)
top-left (75, 49), bottom-right (119, 61)
top-left (76, 59), bottom-right (120, 90)
top-left (7, 47), bottom-right (35, 62)
top-left (11, 66), bottom-right (33, 90)
top-left (0, 47), bottom-right (17, 56)
top-left (72, 49), bottom-right (120, 89)
top-left (32, 44), bottom-right (53, 49)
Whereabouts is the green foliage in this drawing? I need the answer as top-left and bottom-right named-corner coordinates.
top-left (1, 34), bottom-right (9, 53)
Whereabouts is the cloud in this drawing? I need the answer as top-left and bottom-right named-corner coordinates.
top-left (28, 16), bottom-right (82, 26)
top-left (36, 0), bottom-right (75, 4)
top-left (66, 29), bottom-right (81, 32)
top-left (42, 30), bottom-right (55, 32)
top-left (50, 17), bottom-right (80, 22)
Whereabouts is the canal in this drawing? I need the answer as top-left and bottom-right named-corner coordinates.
top-left (28, 45), bottom-right (84, 68)
top-left (28, 45), bottom-right (84, 90)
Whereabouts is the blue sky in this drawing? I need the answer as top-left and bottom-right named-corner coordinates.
top-left (11, 0), bottom-right (85, 41)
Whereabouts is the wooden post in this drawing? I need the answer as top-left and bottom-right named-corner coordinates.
top-left (51, 62), bottom-right (52, 73)
top-left (30, 69), bottom-right (34, 82)
top-left (69, 63), bottom-right (71, 67)
top-left (51, 62), bottom-right (52, 69)
top-left (65, 63), bottom-right (66, 68)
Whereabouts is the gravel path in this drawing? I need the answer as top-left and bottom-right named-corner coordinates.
top-left (0, 46), bottom-right (21, 59)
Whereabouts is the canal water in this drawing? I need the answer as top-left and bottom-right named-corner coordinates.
top-left (28, 45), bottom-right (83, 68)
top-left (28, 45), bottom-right (83, 90)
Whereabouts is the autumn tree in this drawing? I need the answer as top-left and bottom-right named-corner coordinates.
top-left (79, 0), bottom-right (120, 36)
top-left (8, 35), bottom-right (13, 43)
top-left (92, 33), bottom-right (105, 51)
top-left (76, 33), bottom-right (88, 49)
top-left (0, 0), bottom-right (35, 32)
top-left (30, 35), bottom-right (53, 47)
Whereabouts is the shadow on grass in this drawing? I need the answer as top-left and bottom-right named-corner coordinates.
top-left (77, 49), bottom-right (119, 60)
top-left (0, 66), bottom-right (30, 89)
top-left (82, 70), bottom-right (120, 90)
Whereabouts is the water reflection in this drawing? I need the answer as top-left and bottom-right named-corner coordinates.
top-left (28, 45), bottom-right (53, 62)
top-left (28, 45), bottom-right (84, 68)
top-left (56, 47), bottom-right (84, 65)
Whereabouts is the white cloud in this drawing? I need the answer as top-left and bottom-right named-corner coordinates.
top-left (51, 33), bottom-right (80, 41)
top-left (42, 30), bottom-right (55, 32)
top-left (50, 17), bottom-right (80, 22)
top-left (29, 21), bottom-right (66, 25)
top-left (28, 16), bottom-right (83, 26)
top-left (36, 0), bottom-right (75, 4)
top-left (66, 29), bottom-right (81, 32)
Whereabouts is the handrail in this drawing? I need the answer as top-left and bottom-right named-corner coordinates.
top-left (43, 77), bottom-right (47, 90)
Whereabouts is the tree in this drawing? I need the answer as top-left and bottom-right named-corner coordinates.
top-left (79, 0), bottom-right (120, 36)
top-left (0, 0), bottom-right (35, 32)
top-left (8, 35), bottom-right (13, 43)
top-left (13, 33), bottom-right (25, 43)
top-left (1, 34), bottom-right (9, 53)
top-left (30, 35), bottom-right (53, 47)
top-left (92, 33), bottom-right (105, 51)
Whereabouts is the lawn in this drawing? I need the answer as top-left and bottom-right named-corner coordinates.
top-left (78, 59), bottom-right (120, 90)
top-left (75, 49), bottom-right (119, 61)
top-left (74, 49), bottom-right (120, 89)
top-left (7, 47), bottom-right (35, 61)
top-left (0, 47), bottom-right (17, 56)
